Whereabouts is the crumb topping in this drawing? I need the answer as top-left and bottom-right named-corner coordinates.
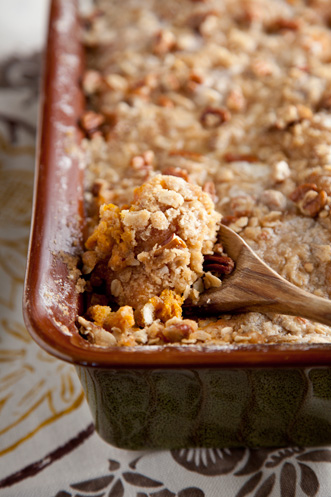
top-left (78, 0), bottom-right (331, 347)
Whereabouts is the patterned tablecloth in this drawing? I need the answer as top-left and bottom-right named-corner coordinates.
top-left (1, 2), bottom-right (331, 496)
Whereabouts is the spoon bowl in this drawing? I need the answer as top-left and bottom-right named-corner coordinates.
top-left (186, 223), bottom-right (331, 327)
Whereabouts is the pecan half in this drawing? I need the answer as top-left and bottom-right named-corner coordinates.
top-left (201, 107), bottom-right (231, 128)
top-left (203, 254), bottom-right (235, 275)
top-left (224, 153), bottom-right (259, 163)
top-left (267, 18), bottom-right (300, 33)
top-left (162, 322), bottom-right (193, 342)
top-left (79, 111), bottom-right (105, 136)
top-left (289, 183), bottom-right (319, 202)
top-left (162, 167), bottom-right (190, 182)
top-left (300, 190), bottom-right (327, 217)
top-left (289, 183), bottom-right (327, 217)
top-left (202, 181), bottom-right (218, 203)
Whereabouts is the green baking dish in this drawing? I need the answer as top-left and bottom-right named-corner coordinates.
top-left (23, 0), bottom-right (331, 450)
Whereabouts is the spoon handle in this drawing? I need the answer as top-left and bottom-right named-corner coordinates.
top-left (194, 247), bottom-right (331, 327)
top-left (242, 273), bottom-right (331, 327)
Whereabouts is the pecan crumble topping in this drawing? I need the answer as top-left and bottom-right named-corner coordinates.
top-left (78, 0), bottom-right (331, 347)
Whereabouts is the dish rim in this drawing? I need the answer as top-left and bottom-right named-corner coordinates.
top-left (23, 0), bottom-right (331, 370)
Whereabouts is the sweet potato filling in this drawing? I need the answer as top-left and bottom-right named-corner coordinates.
top-left (79, 175), bottom-right (222, 345)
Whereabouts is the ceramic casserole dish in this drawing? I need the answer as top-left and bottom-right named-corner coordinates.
top-left (23, 0), bottom-right (331, 450)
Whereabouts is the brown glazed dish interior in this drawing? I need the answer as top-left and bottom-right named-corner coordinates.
top-left (23, 0), bottom-right (331, 370)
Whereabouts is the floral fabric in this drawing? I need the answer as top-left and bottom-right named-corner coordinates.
top-left (1, 3), bottom-right (331, 496)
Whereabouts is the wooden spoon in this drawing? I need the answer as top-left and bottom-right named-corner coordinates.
top-left (185, 223), bottom-right (331, 326)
